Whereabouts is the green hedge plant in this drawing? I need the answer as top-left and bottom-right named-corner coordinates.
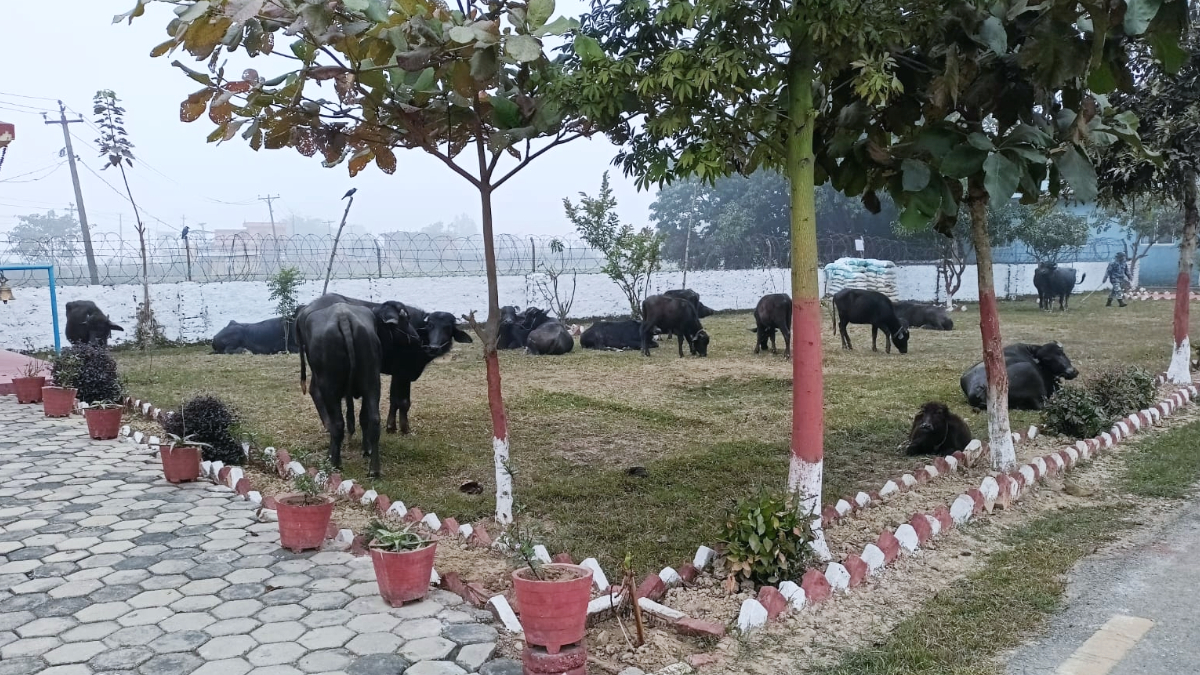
top-left (721, 489), bottom-right (815, 586)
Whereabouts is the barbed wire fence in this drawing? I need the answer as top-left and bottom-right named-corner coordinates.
top-left (0, 231), bottom-right (1131, 288)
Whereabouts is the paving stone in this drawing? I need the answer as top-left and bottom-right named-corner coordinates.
top-left (258, 604), bottom-right (310, 623)
top-left (405, 662), bottom-right (467, 675)
top-left (0, 657), bottom-right (44, 675)
top-left (297, 648), bottom-right (354, 673)
top-left (168, 594), bottom-right (222, 612)
top-left (0, 612), bottom-right (35, 632)
top-left (159, 611), bottom-right (217, 633)
top-left (16, 616), bottom-right (77, 638)
top-left (346, 632), bottom-right (405, 655)
top-left (301, 591), bottom-right (352, 610)
top-left (89, 584), bottom-right (144, 602)
top-left (478, 659), bottom-right (522, 675)
top-left (442, 623), bottom-right (498, 646)
top-left (118, 607), bottom-right (173, 627)
top-left (301, 609), bottom-right (353, 628)
top-left (219, 583), bottom-right (266, 600)
top-left (191, 658), bottom-right (252, 675)
top-left (197, 635), bottom-right (258, 660)
top-left (299, 625), bottom-right (355, 650)
top-left (138, 652), bottom-right (205, 675)
top-left (75, 601), bottom-right (132, 623)
top-left (44, 640), bottom-right (107, 665)
top-left (104, 625), bottom-right (165, 647)
top-left (211, 599), bottom-right (264, 619)
top-left (31, 597), bottom-right (89, 617)
top-left (129, 588), bottom-right (184, 608)
top-left (89, 645), bottom-right (155, 670)
top-left (148, 629), bottom-right (210, 653)
top-left (246, 641), bottom-right (308, 667)
top-left (399, 636), bottom-right (456, 662)
top-left (61, 620), bottom-right (121, 643)
top-left (2, 636), bottom-right (63, 658)
top-left (456, 642), bottom-right (496, 671)
top-left (251, 621), bottom-right (307, 644)
top-left (346, 653), bottom-right (412, 675)
top-left (204, 618), bottom-right (261, 637)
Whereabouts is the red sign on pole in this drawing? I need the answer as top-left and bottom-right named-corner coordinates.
top-left (0, 121), bottom-right (14, 149)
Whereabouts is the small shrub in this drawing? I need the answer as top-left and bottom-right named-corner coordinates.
top-left (133, 301), bottom-right (173, 349)
top-left (1088, 366), bottom-right (1156, 418)
top-left (162, 395), bottom-right (244, 465)
top-left (721, 489), bottom-right (815, 586)
top-left (365, 521), bottom-right (431, 552)
top-left (291, 473), bottom-right (324, 504)
top-left (1042, 385), bottom-right (1110, 439)
top-left (49, 348), bottom-right (81, 389)
top-left (73, 344), bottom-right (123, 404)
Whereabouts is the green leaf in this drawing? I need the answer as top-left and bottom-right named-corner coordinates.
top-left (899, 205), bottom-right (930, 231)
top-left (412, 67), bottom-right (436, 93)
top-left (1053, 145), bottom-right (1098, 202)
top-left (1150, 33), bottom-right (1188, 73)
top-left (342, 0), bottom-right (369, 11)
top-left (940, 144), bottom-right (987, 179)
top-left (534, 15), bottom-right (578, 37)
top-left (983, 152), bottom-right (1020, 206)
top-left (505, 34), bottom-right (543, 63)
top-left (447, 25), bottom-right (475, 44)
top-left (1087, 62), bottom-right (1117, 94)
top-left (470, 47), bottom-right (498, 81)
top-left (573, 34), bottom-right (604, 64)
top-left (901, 158), bottom-right (930, 192)
top-left (915, 127), bottom-right (956, 160)
top-left (748, 533), bottom-right (761, 553)
top-left (526, 0), bottom-right (554, 31)
top-left (978, 16), bottom-right (1007, 54)
top-left (178, 1), bottom-right (210, 23)
top-left (291, 39), bottom-right (315, 62)
top-left (364, 0), bottom-right (388, 22)
top-left (490, 95), bottom-right (521, 128)
top-left (967, 132), bottom-right (995, 151)
top-left (1123, 0), bottom-right (1162, 35)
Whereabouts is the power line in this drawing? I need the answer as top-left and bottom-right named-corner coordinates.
top-left (76, 159), bottom-right (180, 233)
top-left (0, 92), bottom-right (60, 103)
top-left (0, 161), bottom-right (66, 184)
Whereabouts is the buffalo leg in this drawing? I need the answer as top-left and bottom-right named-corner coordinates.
top-left (345, 398), bottom-right (356, 438)
top-left (388, 378), bottom-right (413, 435)
top-left (769, 329), bottom-right (777, 354)
top-left (321, 392), bottom-right (346, 470)
top-left (363, 390), bottom-right (382, 478)
top-left (640, 323), bottom-right (654, 357)
top-left (677, 332), bottom-right (685, 358)
top-left (871, 325), bottom-right (880, 352)
top-left (781, 325), bottom-right (791, 359)
top-left (839, 320), bottom-right (852, 350)
top-left (309, 386), bottom-right (332, 433)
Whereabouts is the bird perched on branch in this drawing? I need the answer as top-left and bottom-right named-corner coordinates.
top-left (343, 188), bottom-right (357, 200)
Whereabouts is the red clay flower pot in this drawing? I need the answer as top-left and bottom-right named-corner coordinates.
top-left (511, 563), bottom-right (593, 654)
top-left (277, 495), bottom-right (334, 553)
top-left (41, 387), bottom-right (76, 417)
top-left (12, 377), bottom-right (45, 404)
top-left (160, 445), bottom-right (202, 484)
top-left (370, 542), bottom-right (438, 606)
top-left (84, 407), bottom-right (122, 440)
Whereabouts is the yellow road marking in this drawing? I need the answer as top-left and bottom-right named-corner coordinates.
top-left (1055, 614), bottom-right (1155, 675)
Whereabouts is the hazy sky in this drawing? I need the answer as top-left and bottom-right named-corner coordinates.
top-left (0, 1), bottom-right (657, 239)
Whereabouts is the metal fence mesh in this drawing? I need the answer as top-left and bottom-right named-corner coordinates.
top-left (0, 231), bottom-right (1130, 287)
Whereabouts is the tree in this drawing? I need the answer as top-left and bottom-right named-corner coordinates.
top-left (127, 0), bottom-right (592, 522)
top-left (1010, 201), bottom-right (1091, 263)
top-left (563, 172), bottom-right (661, 318)
top-left (567, 0), bottom-right (943, 557)
top-left (10, 211), bottom-right (80, 264)
top-left (836, 1), bottom-right (1186, 472)
top-left (530, 239), bottom-right (577, 321)
top-left (1099, 0), bottom-right (1200, 383)
top-left (421, 213), bottom-right (478, 237)
top-left (94, 89), bottom-right (158, 348)
top-left (267, 266), bottom-right (303, 348)
top-left (1096, 202), bottom-right (1181, 287)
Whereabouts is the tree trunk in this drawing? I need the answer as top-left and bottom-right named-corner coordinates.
top-left (1168, 171), bottom-right (1198, 384)
top-left (479, 186), bottom-right (513, 525)
top-left (967, 179), bottom-right (1016, 471)
top-left (784, 49), bottom-right (830, 561)
top-left (119, 164), bottom-right (152, 346)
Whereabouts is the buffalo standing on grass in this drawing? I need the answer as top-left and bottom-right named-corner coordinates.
top-left (641, 294), bottom-right (709, 357)
top-left (831, 289), bottom-right (911, 354)
top-left (1033, 262), bottom-right (1086, 311)
top-left (751, 293), bottom-right (792, 357)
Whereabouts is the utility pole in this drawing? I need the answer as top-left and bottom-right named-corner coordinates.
top-left (258, 194), bottom-right (280, 267)
top-left (45, 102), bottom-right (100, 285)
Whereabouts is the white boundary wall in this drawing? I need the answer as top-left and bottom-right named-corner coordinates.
top-left (0, 262), bottom-right (1111, 351)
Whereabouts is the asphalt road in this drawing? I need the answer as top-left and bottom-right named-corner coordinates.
top-left (1007, 497), bottom-right (1200, 675)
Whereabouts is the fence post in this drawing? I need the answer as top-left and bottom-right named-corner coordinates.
top-left (375, 240), bottom-right (383, 278)
top-left (530, 236), bottom-right (536, 274)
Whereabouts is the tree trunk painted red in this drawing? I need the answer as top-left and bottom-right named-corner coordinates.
top-left (790, 296), bottom-right (824, 467)
top-left (478, 185), bottom-right (513, 525)
top-left (967, 182), bottom-right (1016, 471)
top-left (1169, 172), bottom-right (1198, 384)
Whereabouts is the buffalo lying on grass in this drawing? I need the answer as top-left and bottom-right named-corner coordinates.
top-left (906, 402), bottom-right (972, 455)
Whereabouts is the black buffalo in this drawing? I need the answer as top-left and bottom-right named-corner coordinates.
top-left (663, 289), bottom-right (715, 318)
top-left (960, 341), bottom-right (1079, 410)
top-left (296, 302), bottom-right (388, 476)
top-left (906, 402), bottom-right (973, 455)
top-left (831, 289), bottom-right (910, 354)
top-left (65, 301), bottom-right (124, 346)
top-left (893, 302), bottom-right (954, 331)
top-left (298, 293), bottom-right (469, 437)
top-left (641, 294), bottom-right (709, 357)
top-left (526, 322), bottom-right (574, 355)
top-left (497, 306), bottom-right (551, 350)
top-left (211, 318), bottom-right (298, 354)
top-left (752, 293), bottom-right (792, 357)
top-left (1033, 263), bottom-right (1087, 311)
top-left (580, 320), bottom-right (655, 351)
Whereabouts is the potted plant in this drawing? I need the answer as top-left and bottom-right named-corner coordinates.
top-left (277, 473), bottom-right (334, 553)
top-left (11, 359), bottom-right (47, 404)
top-left (509, 526), bottom-right (593, 654)
top-left (160, 434), bottom-right (207, 484)
top-left (84, 402), bottom-right (124, 440)
top-left (42, 349), bottom-right (80, 417)
top-left (365, 521), bottom-right (438, 606)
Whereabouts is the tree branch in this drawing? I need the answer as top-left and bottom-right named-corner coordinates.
top-left (493, 131), bottom-right (587, 189)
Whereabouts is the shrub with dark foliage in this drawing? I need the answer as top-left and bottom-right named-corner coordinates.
top-left (1042, 385), bottom-right (1110, 439)
top-left (1088, 366), bottom-right (1156, 419)
top-left (49, 348), bottom-right (82, 389)
top-left (72, 344), bottom-right (123, 404)
top-left (162, 395), bottom-right (244, 465)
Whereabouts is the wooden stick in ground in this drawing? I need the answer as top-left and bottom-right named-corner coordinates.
top-left (625, 569), bottom-right (645, 647)
top-left (323, 194), bottom-right (355, 295)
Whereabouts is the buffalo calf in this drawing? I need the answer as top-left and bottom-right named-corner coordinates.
top-left (752, 293), bottom-right (792, 357)
top-left (906, 402), bottom-right (972, 455)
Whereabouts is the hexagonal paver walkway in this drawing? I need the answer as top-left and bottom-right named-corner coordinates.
top-left (0, 398), bottom-right (519, 675)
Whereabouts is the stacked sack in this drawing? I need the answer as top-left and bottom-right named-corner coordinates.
top-left (823, 257), bottom-right (898, 299)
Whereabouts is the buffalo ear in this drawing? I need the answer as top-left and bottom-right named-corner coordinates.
top-left (453, 327), bottom-right (474, 343)
top-left (109, 322), bottom-right (125, 332)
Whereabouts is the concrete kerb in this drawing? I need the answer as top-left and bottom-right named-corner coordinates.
top-left (123, 375), bottom-right (1195, 644)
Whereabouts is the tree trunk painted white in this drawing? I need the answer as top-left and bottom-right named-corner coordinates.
top-left (1169, 172), bottom-right (1198, 385)
top-left (1167, 335), bottom-right (1191, 384)
top-left (787, 456), bottom-right (831, 561)
top-left (493, 435), bottom-right (513, 525)
top-left (1130, 258), bottom-right (1141, 291)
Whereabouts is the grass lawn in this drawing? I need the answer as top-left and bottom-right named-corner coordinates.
top-left (115, 292), bottom-right (1197, 572)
